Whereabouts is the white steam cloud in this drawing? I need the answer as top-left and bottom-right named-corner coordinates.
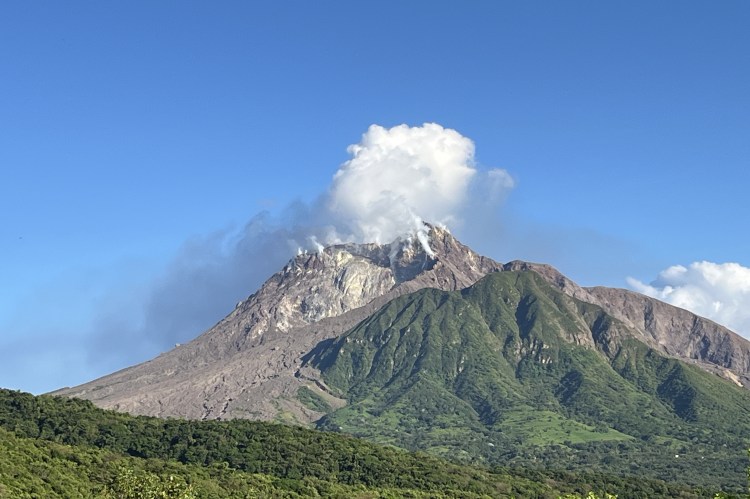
top-left (79, 123), bottom-right (514, 374)
top-left (327, 123), bottom-right (481, 248)
top-left (628, 261), bottom-right (750, 338)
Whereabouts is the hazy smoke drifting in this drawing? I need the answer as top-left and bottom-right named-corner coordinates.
top-left (85, 123), bottom-right (514, 369)
top-left (628, 261), bottom-right (750, 338)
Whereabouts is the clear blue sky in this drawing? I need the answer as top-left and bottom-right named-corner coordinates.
top-left (2, 1), bottom-right (749, 394)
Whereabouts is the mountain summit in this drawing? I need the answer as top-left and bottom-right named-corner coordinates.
top-left (56, 225), bottom-right (502, 421)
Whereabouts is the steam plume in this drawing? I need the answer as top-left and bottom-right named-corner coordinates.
top-left (327, 123), bottom-right (478, 252)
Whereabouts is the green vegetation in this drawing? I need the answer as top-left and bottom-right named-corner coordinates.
top-left (309, 270), bottom-right (750, 492)
top-left (0, 388), bottom-right (705, 497)
top-left (297, 385), bottom-right (332, 413)
top-left (0, 425), bottom-right (472, 498)
top-left (497, 409), bottom-right (629, 446)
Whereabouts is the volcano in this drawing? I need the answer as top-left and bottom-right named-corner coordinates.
top-left (56, 225), bottom-right (504, 421)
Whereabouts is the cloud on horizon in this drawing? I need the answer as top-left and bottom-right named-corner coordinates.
top-left (628, 261), bottom-right (750, 338)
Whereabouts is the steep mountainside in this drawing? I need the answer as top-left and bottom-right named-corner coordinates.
top-left (307, 270), bottom-right (750, 491)
top-left (504, 261), bottom-right (750, 386)
top-left (55, 226), bottom-right (502, 422)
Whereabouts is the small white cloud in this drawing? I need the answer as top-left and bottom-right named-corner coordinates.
top-left (628, 261), bottom-right (750, 338)
top-left (487, 167), bottom-right (515, 189)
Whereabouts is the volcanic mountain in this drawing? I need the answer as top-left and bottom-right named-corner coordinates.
top-left (56, 226), bottom-right (503, 422)
top-left (304, 268), bottom-right (750, 489)
top-left (57, 226), bottom-right (750, 422)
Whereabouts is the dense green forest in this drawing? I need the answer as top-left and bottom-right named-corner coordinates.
top-left (0, 389), bottom-right (715, 498)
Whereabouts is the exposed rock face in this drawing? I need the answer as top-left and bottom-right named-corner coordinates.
top-left (55, 225), bottom-right (502, 422)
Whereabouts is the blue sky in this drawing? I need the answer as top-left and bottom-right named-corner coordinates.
top-left (2, 1), bottom-right (749, 394)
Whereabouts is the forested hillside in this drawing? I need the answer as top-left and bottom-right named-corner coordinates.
top-left (0, 389), bottom-right (710, 498)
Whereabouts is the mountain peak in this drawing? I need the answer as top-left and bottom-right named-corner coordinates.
top-left (281, 223), bottom-right (483, 289)
top-left (55, 225), bottom-right (502, 421)
top-left (259, 224), bottom-right (494, 329)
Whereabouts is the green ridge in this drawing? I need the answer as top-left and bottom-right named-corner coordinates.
top-left (310, 270), bottom-right (750, 492)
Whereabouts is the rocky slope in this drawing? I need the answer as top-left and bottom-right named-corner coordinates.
top-left (55, 225), bottom-right (502, 422)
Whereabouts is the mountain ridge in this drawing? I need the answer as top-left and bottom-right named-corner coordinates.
top-left (503, 260), bottom-right (750, 386)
